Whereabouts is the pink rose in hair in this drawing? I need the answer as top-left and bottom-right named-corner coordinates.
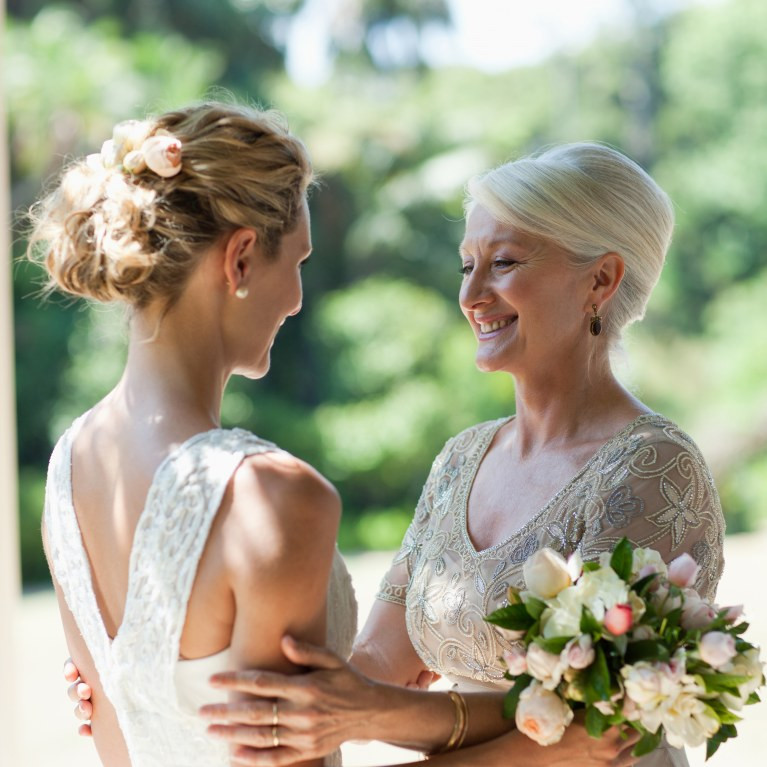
top-left (142, 136), bottom-right (182, 177)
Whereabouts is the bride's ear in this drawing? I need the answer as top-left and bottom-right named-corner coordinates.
top-left (222, 228), bottom-right (259, 296)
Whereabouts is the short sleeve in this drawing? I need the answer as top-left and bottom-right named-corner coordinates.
top-left (375, 436), bottom-right (456, 607)
top-left (579, 424), bottom-right (726, 602)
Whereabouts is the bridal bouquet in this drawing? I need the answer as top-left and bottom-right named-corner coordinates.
top-left (486, 539), bottom-right (764, 759)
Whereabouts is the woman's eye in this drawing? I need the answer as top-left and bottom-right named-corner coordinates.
top-left (493, 259), bottom-right (518, 268)
top-left (459, 264), bottom-right (473, 275)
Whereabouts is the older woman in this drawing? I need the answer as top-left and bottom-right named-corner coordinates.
top-left (68, 143), bottom-right (724, 766)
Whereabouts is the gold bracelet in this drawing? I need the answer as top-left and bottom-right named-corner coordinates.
top-left (432, 690), bottom-right (469, 755)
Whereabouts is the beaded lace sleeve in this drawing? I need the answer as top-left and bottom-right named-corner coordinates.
top-left (375, 435), bottom-right (460, 607)
top-left (578, 420), bottom-right (725, 601)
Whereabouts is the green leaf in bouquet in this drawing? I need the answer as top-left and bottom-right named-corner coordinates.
top-left (735, 638), bottom-right (756, 652)
top-left (731, 621), bottom-right (750, 635)
top-left (609, 633), bottom-right (628, 656)
top-left (699, 672), bottom-right (751, 693)
top-left (525, 597), bottom-right (548, 620)
top-left (485, 604), bottom-right (535, 631)
top-left (585, 705), bottom-right (610, 737)
top-left (632, 728), bottom-right (662, 757)
top-left (706, 723), bottom-right (737, 761)
top-left (625, 639), bottom-right (670, 664)
top-left (582, 560), bottom-right (601, 572)
top-left (534, 635), bottom-right (573, 654)
top-left (746, 691), bottom-right (761, 705)
top-left (584, 644), bottom-right (611, 703)
top-left (704, 699), bottom-right (742, 725)
top-left (609, 538), bottom-right (634, 581)
top-left (503, 674), bottom-right (533, 719)
top-left (581, 605), bottom-right (602, 635)
top-left (630, 572), bottom-right (659, 596)
top-left (524, 619), bottom-right (541, 642)
top-left (660, 606), bottom-right (683, 632)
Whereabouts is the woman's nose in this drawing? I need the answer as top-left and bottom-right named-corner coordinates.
top-left (459, 270), bottom-right (491, 310)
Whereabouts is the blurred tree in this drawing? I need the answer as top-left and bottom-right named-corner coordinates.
top-left (10, 0), bottom-right (767, 582)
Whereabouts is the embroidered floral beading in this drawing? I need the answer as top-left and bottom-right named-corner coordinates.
top-left (377, 414), bottom-right (725, 708)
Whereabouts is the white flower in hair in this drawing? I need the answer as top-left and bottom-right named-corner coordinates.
top-left (112, 120), bottom-right (153, 155)
top-left (123, 150), bottom-right (147, 174)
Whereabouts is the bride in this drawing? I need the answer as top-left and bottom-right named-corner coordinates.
top-left (31, 102), bottom-right (357, 767)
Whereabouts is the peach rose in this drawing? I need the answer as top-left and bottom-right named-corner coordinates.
top-left (515, 683), bottom-right (574, 746)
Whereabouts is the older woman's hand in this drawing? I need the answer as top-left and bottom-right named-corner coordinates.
top-left (200, 636), bottom-right (380, 765)
top-left (64, 657), bottom-right (93, 737)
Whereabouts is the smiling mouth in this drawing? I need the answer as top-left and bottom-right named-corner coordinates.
top-left (477, 317), bottom-right (517, 335)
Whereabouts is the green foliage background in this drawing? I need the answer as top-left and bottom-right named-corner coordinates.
top-left (6, 0), bottom-right (767, 584)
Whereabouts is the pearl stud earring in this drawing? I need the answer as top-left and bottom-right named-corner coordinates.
top-left (235, 287), bottom-right (249, 299)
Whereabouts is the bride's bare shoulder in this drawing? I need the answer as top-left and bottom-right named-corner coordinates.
top-left (220, 450), bottom-right (340, 572)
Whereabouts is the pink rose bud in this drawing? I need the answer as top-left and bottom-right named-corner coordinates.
top-left (604, 603), bottom-right (633, 636)
top-left (723, 604), bottom-right (744, 623)
top-left (699, 631), bottom-right (737, 669)
top-left (668, 553), bottom-right (700, 588)
top-left (565, 635), bottom-right (595, 670)
top-left (502, 646), bottom-right (528, 676)
top-left (681, 590), bottom-right (717, 630)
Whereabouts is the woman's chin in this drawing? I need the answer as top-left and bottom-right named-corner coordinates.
top-left (234, 357), bottom-right (270, 380)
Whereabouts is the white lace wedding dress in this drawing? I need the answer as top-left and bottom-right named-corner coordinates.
top-left (45, 419), bottom-right (358, 767)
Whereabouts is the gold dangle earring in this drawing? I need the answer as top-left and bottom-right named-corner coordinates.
top-left (589, 304), bottom-right (602, 336)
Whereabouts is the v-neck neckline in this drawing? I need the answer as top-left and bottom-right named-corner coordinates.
top-left (460, 413), bottom-right (661, 556)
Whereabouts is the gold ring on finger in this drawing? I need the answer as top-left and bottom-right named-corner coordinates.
top-left (272, 724), bottom-right (280, 748)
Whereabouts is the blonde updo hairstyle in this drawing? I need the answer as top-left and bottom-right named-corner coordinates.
top-left (466, 142), bottom-right (674, 344)
top-left (28, 102), bottom-right (313, 309)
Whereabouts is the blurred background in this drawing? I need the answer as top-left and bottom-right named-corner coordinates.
top-left (3, 0), bottom-right (766, 763)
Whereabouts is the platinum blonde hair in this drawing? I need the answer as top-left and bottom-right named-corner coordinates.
top-left (466, 142), bottom-right (674, 342)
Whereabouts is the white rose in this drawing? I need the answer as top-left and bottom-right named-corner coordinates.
top-left (631, 548), bottom-right (668, 580)
top-left (515, 682), bottom-right (574, 746)
top-left (563, 635), bottom-right (595, 670)
top-left (526, 643), bottom-right (567, 690)
top-left (524, 548), bottom-right (573, 599)
top-left (699, 632), bottom-right (737, 669)
top-left (622, 660), bottom-right (684, 711)
top-left (719, 648), bottom-right (765, 710)
top-left (576, 567), bottom-right (630, 621)
top-left (661, 688), bottom-right (720, 749)
top-left (540, 590), bottom-right (582, 639)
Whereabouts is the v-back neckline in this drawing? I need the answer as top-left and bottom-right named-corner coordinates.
top-left (63, 413), bottom-right (227, 652)
top-left (460, 413), bottom-right (660, 556)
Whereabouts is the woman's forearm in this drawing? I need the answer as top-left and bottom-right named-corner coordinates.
top-left (352, 684), bottom-right (514, 753)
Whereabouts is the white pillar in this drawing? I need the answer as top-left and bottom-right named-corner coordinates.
top-left (0, 0), bottom-right (21, 762)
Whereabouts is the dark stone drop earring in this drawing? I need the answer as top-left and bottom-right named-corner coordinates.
top-left (590, 304), bottom-right (602, 336)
